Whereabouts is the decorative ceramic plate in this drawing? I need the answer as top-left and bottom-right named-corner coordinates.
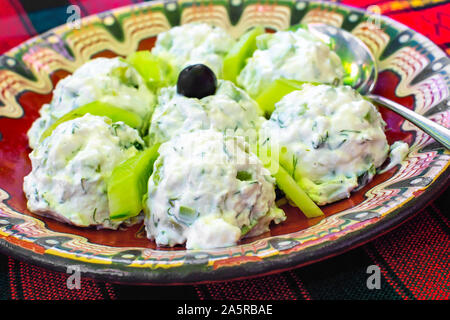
top-left (0, 0), bottom-right (448, 285)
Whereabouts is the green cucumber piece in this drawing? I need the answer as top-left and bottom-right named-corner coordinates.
top-left (40, 101), bottom-right (143, 142)
top-left (255, 79), bottom-right (319, 116)
top-left (273, 166), bottom-right (324, 218)
top-left (108, 143), bottom-right (161, 221)
top-left (178, 206), bottom-right (198, 225)
top-left (236, 171), bottom-right (252, 181)
top-left (257, 142), bottom-right (324, 218)
top-left (126, 51), bottom-right (175, 90)
top-left (278, 146), bottom-right (305, 183)
top-left (223, 26), bottom-right (265, 83)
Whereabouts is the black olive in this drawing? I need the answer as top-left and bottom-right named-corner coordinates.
top-left (177, 64), bottom-right (217, 99)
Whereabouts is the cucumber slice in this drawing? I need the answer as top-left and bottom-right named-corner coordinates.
top-left (223, 26), bottom-right (265, 83)
top-left (272, 166), bottom-right (324, 218)
top-left (278, 146), bottom-right (305, 183)
top-left (257, 142), bottom-right (324, 218)
top-left (255, 79), bottom-right (318, 116)
top-left (126, 51), bottom-right (175, 90)
top-left (40, 101), bottom-right (143, 142)
top-left (108, 143), bottom-right (161, 221)
top-left (178, 206), bottom-right (198, 225)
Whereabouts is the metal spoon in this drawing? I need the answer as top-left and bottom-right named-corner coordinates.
top-left (306, 23), bottom-right (450, 150)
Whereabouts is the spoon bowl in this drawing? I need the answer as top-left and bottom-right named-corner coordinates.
top-left (307, 23), bottom-right (450, 149)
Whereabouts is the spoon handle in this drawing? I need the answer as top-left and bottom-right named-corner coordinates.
top-left (367, 94), bottom-right (450, 150)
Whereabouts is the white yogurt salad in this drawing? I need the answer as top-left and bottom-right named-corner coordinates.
top-left (144, 130), bottom-right (285, 249)
top-left (237, 28), bottom-right (344, 97)
top-left (148, 80), bottom-right (264, 145)
top-left (261, 84), bottom-right (390, 205)
top-left (24, 114), bottom-right (145, 229)
top-left (27, 57), bottom-right (155, 149)
top-left (22, 22), bottom-right (410, 250)
top-left (152, 23), bottom-right (235, 78)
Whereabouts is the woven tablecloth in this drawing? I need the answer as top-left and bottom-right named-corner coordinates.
top-left (0, 0), bottom-right (449, 300)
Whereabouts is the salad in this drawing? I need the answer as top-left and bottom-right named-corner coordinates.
top-left (23, 22), bottom-right (409, 249)
top-left (27, 57), bottom-right (154, 149)
top-left (145, 129), bottom-right (285, 249)
top-left (260, 84), bottom-right (390, 205)
top-left (148, 79), bottom-right (264, 146)
top-left (237, 28), bottom-right (344, 98)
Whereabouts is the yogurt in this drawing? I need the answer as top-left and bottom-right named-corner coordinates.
top-left (24, 114), bottom-right (145, 229)
top-left (148, 80), bottom-right (264, 145)
top-left (238, 28), bottom-right (344, 97)
top-left (27, 57), bottom-right (154, 149)
top-left (260, 84), bottom-right (390, 205)
top-left (144, 130), bottom-right (285, 249)
top-left (152, 23), bottom-right (236, 78)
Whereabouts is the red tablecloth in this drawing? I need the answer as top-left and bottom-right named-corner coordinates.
top-left (0, 0), bottom-right (448, 300)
